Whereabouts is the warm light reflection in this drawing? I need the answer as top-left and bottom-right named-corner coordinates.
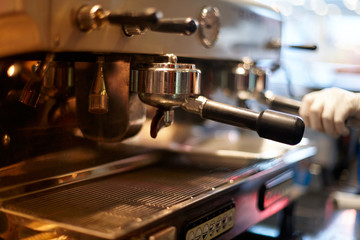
top-left (234, 67), bottom-right (246, 75)
top-left (7, 64), bottom-right (15, 77)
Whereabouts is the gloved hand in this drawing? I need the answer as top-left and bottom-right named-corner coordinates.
top-left (299, 87), bottom-right (360, 137)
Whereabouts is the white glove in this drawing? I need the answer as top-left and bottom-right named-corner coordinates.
top-left (299, 87), bottom-right (360, 137)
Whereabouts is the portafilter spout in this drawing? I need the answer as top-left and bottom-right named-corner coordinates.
top-left (131, 55), bottom-right (304, 145)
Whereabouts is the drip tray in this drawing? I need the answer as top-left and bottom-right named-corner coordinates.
top-left (1, 160), bottom-right (255, 239)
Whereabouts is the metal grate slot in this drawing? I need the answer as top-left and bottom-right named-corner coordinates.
top-left (3, 164), bottom-right (234, 237)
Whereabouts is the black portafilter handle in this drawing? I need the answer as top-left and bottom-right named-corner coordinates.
top-left (201, 100), bottom-right (305, 145)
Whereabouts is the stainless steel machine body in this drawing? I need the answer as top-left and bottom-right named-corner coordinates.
top-left (0, 0), bottom-right (316, 239)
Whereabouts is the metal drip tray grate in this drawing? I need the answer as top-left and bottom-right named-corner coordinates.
top-left (2, 162), bottom-right (242, 238)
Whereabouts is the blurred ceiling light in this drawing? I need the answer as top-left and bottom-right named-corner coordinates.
top-left (311, 0), bottom-right (328, 15)
top-left (290, 0), bottom-right (306, 6)
top-left (356, 3), bottom-right (360, 14)
top-left (343, 0), bottom-right (358, 10)
top-left (327, 3), bottom-right (342, 16)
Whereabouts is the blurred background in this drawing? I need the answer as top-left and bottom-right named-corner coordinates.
top-left (257, 0), bottom-right (360, 95)
top-left (248, 0), bottom-right (360, 191)
top-left (242, 2), bottom-right (360, 239)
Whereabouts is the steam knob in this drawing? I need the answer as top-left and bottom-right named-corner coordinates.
top-left (76, 5), bottom-right (162, 32)
top-left (150, 18), bottom-right (198, 35)
top-left (76, 5), bottom-right (197, 36)
top-left (124, 17), bottom-right (198, 36)
top-left (266, 39), bottom-right (317, 51)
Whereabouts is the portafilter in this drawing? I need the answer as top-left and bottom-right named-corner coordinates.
top-left (131, 54), bottom-right (305, 145)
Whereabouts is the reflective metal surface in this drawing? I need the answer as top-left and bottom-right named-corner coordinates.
top-left (0, 152), bottom-right (160, 201)
top-left (0, 0), bottom-right (281, 61)
top-left (0, 143), bottom-right (315, 239)
top-left (0, 0), bottom-right (315, 239)
top-left (199, 6), bottom-right (220, 48)
top-left (126, 124), bottom-right (314, 168)
top-left (131, 62), bottom-right (201, 108)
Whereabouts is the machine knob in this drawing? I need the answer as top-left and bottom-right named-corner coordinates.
top-left (265, 40), bottom-right (317, 51)
top-left (107, 8), bottom-right (161, 27)
top-left (76, 5), bottom-right (197, 36)
top-left (151, 18), bottom-right (198, 35)
top-left (76, 5), bottom-right (162, 32)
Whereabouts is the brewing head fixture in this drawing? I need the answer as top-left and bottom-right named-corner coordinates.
top-left (88, 56), bottom-right (109, 114)
top-left (8, 54), bottom-right (54, 107)
top-left (131, 54), bottom-right (200, 137)
top-left (131, 55), bottom-right (201, 109)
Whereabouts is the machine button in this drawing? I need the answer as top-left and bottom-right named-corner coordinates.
top-left (216, 217), bottom-right (222, 232)
top-left (222, 213), bottom-right (228, 229)
top-left (184, 203), bottom-right (235, 240)
top-left (209, 221), bottom-right (215, 237)
top-left (187, 231), bottom-right (195, 240)
top-left (195, 227), bottom-right (202, 240)
top-left (203, 224), bottom-right (209, 239)
top-left (228, 212), bottom-right (233, 225)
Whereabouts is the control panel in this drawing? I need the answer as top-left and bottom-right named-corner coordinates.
top-left (184, 202), bottom-right (235, 240)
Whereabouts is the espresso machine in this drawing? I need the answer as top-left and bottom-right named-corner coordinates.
top-left (0, 0), bottom-right (316, 239)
